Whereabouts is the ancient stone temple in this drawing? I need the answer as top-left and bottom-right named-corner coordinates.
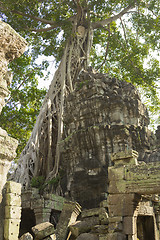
top-left (10, 67), bottom-right (160, 239)
top-left (2, 20), bottom-right (160, 240)
top-left (60, 69), bottom-right (155, 208)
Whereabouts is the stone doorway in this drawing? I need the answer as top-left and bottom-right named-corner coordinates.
top-left (19, 208), bottom-right (36, 237)
top-left (137, 215), bottom-right (155, 240)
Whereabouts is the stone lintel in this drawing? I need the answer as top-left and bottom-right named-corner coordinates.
top-left (108, 161), bottom-right (160, 194)
top-left (21, 189), bottom-right (65, 211)
top-left (111, 150), bottom-right (138, 166)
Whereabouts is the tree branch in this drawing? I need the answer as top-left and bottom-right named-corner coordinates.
top-left (92, 3), bottom-right (136, 29)
top-left (31, 26), bottom-right (56, 32)
top-left (12, 10), bottom-right (57, 25)
top-left (0, 2), bottom-right (58, 25)
top-left (120, 18), bottom-right (128, 46)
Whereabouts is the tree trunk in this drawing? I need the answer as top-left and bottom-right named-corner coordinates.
top-left (12, 19), bottom-right (93, 190)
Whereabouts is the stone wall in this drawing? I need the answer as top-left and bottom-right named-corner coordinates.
top-left (0, 21), bottom-right (27, 240)
top-left (107, 150), bottom-right (160, 240)
top-left (60, 69), bottom-right (156, 209)
top-left (4, 181), bottom-right (21, 240)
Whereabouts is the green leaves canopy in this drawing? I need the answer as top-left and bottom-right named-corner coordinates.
top-left (0, 0), bottom-right (160, 157)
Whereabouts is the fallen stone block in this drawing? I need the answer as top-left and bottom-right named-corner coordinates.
top-left (43, 234), bottom-right (56, 239)
top-left (19, 232), bottom-right (33, 240)
top-left (76, 233), bottom-right (98, 240)
top-left (56, 201), bottom-right (81, 240)
top-left (32, 222), bottom-right (55, 239)
top-left (99, 207), bottom-right (109, 225)
top-left (70, 217), bottom-right (99, 237)
top-left (91, 225), bottom-right (108, 234)
top-left (81, 208), bottom-right (99, 218)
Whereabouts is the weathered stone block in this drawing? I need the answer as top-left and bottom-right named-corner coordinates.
top-left (76, 233), bottom-right (98, 240)
top-left (53, 201), bottom-right (64, 211)
top-left (43, 234), bottom-right (56, 240)
top-left (44, 199), bottom-right (64, 211)
top-left (70, 217), bottom-right (99, 237)
top-left (106, 232), bottom-right (126, 240)
top-left (108, 216), bottom-right (123, 223)
top-left (22, 200), bottom-right (31, 209)
top-left (56, 201), bottom-right (81, 240)
top-left (51, 194), bottom-right (65, 203)
top-left (5, 205), bottom-right (21, 219)
top-left (108, 221), bottom-right (123, 232)
top-left (34, 208), bottom-right (51, 224)
top-left (111, 150), bottom-right (138, 166)
top-left (108, 180), bottom-right (126, 194)
top-left (99, 207), bottom-right (109, 225)
top-left (0, 161), bottom-right (11, 195)
top-left (123, 216), bottom-right (136, 235)
top-left (107, 194), bottom-right (125, 205)
top-left (19, 232), bottom-right (33, 240)
top-left (4, 219), bottom-right (20, 240)
top-left (32, 222), bottom-right (55, 239)
top-left (108, 193), bottom-right (139, 216)
top-left (6, 181), bottom-right (21, 194)
top-left (31, 198), bottom-right (44, 209)
top-left (100, 200), bottom-right (108, 208)
top-left (108, 167), bottom-right (125, 181)
top-left (99, 233), bottom-right (108, 240)
top-left (81, 208), bottom-right (99, 218)
top-left (92, 225), bottom-right (108, 234)
top-left (108, 203), bottom-right (124, 217)
top-left (5, 193), bottom-right (21, 206)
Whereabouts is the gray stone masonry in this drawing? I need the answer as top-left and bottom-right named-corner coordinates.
top-left (107, 149), bottom-right (160, 240)
top-left (55, 201), bottom-right (81, 240)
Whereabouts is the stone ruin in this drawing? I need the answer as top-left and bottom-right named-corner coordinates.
top-left (1, 20), bottom-right (160, 240)
top-left (0, 20), bottom-right (27, 239)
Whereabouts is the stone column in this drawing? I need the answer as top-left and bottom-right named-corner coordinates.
top-left (4, 181), bottom-right (21, 240)
top-left (107, 150), bottom-right (139, 240)
top-left (0, 20), bottom-right (27, 239)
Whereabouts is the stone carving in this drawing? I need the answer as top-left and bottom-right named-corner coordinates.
top-left (2, 39), bottom-right (159, 239)
top-left (107, 150), bottom-right (160, 240)
top-left (60, 69), bottom-right (156, 208)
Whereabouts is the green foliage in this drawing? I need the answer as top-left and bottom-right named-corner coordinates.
top-left (46, 175), bottom-right (61, 189)
top-left (0, 0), bottom-right (160, 155)
top-left (0, 52), bottom-right (47, 159)
top-left (31, 176), bottom-right (45, 189)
